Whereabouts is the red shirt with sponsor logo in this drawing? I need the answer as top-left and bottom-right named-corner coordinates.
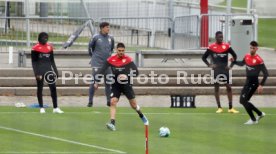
top-left (94, 54), bottom-right (138, 84)
top-left (31, 43), bottom-right (58, 76)
top-left (202, 42), bottom-right (237, 69)
top-left (235, 53), bottom-right (269, 85)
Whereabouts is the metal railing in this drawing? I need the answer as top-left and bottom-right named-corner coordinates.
top-left (0, 17), bottom-right (93, 52)
top-left (199, 14), bottom-right (257, 48)
top-left (0, 14), bottom-right (258, 52)
top-left (173, 15), bottom-right (199, 49)
top-left (100, 17), bottom-right (173, 49)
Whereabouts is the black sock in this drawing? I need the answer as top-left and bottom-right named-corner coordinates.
top-left (111, 119), bottom-right (115, 125)
top-left (229, 102), bottom-right (232, 109)
top-left (248, 102), bottom-right (262, 116)
top-left (242, 103), bottom-right (256, 121)
top-left (217, 102), bottom-right (222, 108)
top-left (136, 110), bottom-right (144, 118)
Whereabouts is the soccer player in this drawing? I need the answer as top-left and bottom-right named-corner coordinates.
top-left (88, 22), bottom-right (114, 107)
top-left (202, 31), bottom-right (239, 113)
top-left (31, 32), bottom-right (64, 114)
top-left (232, 41), bottom-right (268, 124)
top-left (94, 42), bottom-right (149, 131)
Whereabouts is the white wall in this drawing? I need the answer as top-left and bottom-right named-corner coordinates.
top-left (254, 0), bottom-right (276, 16)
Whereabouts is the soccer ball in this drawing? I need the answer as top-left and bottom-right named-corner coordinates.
top-left (159, 127), bottom-right (170, 137)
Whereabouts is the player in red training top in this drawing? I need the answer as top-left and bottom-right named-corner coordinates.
top-left (202, 31), bottom-right (239, 113)
top-left (232, 41), bottom-right (269, 125)
top-left (31, 32), bottom-right (64, 114)
top-left (94, 42), bottom-right (148, 131)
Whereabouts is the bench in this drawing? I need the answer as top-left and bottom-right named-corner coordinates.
top-left (18, 50), bottom-right (91, 67)
top-left (17, 50), bottom-right (135, 67)
top-left (135, 49), bottom-right (205, 67)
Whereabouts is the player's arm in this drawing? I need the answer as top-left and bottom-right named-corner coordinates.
top-left (129, 62), bottom-right (139, 77)
top-left (232, 58), bottom-right (245, 67)
top-left (93, 61), bottom-right (110, 83)
top-left (229, 47), bottom-right (237, 68)
top-left (111, 37), bottom-right (115, 53)
top-left (202, 49), bottom-right (210, 66)
top-left (260, 64), bottom-right (269, 86)
top-left (50, 51), bottom-right (59, 78)
top-left (31, 50), bottom-right (40, 79)
top-left (258, 63), bottom-right (269, 94)
top-left (88, 36), bottom-right (97, 57)
top-left (202, 49), bottom-right (215, 68)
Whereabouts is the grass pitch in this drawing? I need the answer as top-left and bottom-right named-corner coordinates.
top-left (0, 107), bottom-right (276, 154)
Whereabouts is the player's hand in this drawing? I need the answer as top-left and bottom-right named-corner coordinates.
top-left (257, 85), bottom-right (263, 94)
top-left (118, 74), bottom-right (128, 80)
top-left (208, 64), bottom-right (217, 69)
top-left (229, 58), bottom-right (235, 62)
top-left (36, 75), bottom-right (42, 80)
top-left (94, 83), bottom-right (99, 90)
top-left (54, 72), bottom-right (59, 79)
top-left (225, 66), bottom-right (232, 70)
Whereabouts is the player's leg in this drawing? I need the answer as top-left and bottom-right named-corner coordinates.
top-left (225, 84), bottom-right (232, 108)
top-left (245, 83), bottom-right (264, 120)
top-left (104, 74), bottom-right (111, 106)
top-left (36, 76), bottom-right (45, 113)
top-left (106, 84), bottom-right (121, 131)
top-left (88, 82), bottom-right (95, 107)
top-left (226, 83), bottom-right (239, 113)
top-left (124, 84), bottom-right (149, 125)
top-left (240, 83), bottom-right (258, 124)
top-left (104, 68), bottom-right (113, 106)
top-left (214, 83), bottom-right (223, 113)
top-left (106, 97), bottom-right (119, 131)
top-left (48, 82), bottom-right (64, 114)
top-left (88, 68), bottom-right (97, 107)
top-left (129, 98), bottom-right (149, 125)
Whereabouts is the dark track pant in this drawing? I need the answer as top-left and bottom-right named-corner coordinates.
top-left (239, 81), bottom-right (262, 121)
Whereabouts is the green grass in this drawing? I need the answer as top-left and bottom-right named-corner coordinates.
top-left (258, 19), bottom-right (276, 49)
top-left (220, 0), bottom-right (247, 8)
top-left (219, 0), bottom-right (276, 49)
top-left (0, 107), bottom-right (276, 154)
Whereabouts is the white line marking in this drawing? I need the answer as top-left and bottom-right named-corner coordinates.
top-left (0, 152), bottom-right (118, 154)
top-left (0, 125), bottom-right (126, 154)
top-left (0, 112), bottom-right (276, 116)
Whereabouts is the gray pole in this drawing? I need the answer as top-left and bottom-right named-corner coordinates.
top-left (4, 0), bottom-right (8, 34)
top-left (225, 0), bottom-right (232, 43)
top-left (80, 0), bottom-right (94, 36)
top-left (247, 0), bottom-right (252, 14)
top-left (39, 2), bottom-right (48, 17)
top-left (25, 0), bottom-right (30, 47)
top-left (169, 0), bottom-right (174, 49)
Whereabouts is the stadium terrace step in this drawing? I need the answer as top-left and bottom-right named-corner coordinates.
top-left (1, 68), bottom-right (276, 96)
top-left (1, 77), bottom-right (276, 87)
top-left (0, 86), bottom-right (276, 96)
top-left (1, 68), bottom-right (276, 77)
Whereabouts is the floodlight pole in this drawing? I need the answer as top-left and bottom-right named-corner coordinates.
top-left (80, 0), bottom-right (95, 36)
top-left (247, 0), bottom-right (253, 14)
top-left (200, 0), bottom-right (208, 47)
top-left (225, 0), bottom-right (232, 43)
top-left (25, 0), bottom-right (30, 47)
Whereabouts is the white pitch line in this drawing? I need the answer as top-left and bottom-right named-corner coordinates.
top-left (0, 112), bottom-right (276, 116)
top-left (0, 125), bottom-right (126, 154)
top-left (0, 152), bottom-right (119, 154)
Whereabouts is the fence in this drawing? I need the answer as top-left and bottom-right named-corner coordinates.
top-left (0, 17), bottom-right (93, 52)
top-left (199, 14), bottom-right (257, 48)
top-left (100, 17), bottom-right (173, 49)
top-left (0, 14), bottom-right (258, 52)
top-left (173, 15), bottom-right (199, 49)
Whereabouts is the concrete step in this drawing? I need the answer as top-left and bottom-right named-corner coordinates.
top-left (1, 86), bottom-right (276, 96)
top-left (1, 77), bottom-right (276, 87)
top-left (1, 68), bottom-right (276, 77)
